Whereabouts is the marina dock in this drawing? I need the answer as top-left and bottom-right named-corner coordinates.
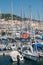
top-left (0, 50), bottom-right (12, 55)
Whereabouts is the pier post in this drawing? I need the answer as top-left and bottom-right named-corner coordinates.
top-left (17, 55), bottom-right (20, 65)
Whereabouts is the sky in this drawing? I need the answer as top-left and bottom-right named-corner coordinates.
top-left (0, 0), bottom-right (43, 20)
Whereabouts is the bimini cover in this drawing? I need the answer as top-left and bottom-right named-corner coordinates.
top-left (40, 37), bottom-right (43, 40)
top-left (34, 43), bottom-right (42, 47)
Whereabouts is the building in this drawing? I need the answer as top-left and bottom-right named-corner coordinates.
top-left (0, 18), bottom-right (43, 37)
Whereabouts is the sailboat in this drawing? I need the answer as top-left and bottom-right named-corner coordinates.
top-left (20, 6), bottom-right (39, 61)
top-left (21, 44), bottom-right (39, 61)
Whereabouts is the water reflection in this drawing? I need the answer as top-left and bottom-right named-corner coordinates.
top-left (0, 55), bottom-right (43, 65)
top-left (12, 59), bottom-right (43, 65)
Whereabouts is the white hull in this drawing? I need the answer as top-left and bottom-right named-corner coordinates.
top-left (9, 50), bottom-right (24, 62)
top-left (23, 53), bottom-right (38, 61)
top-left (11, 56), bottom-right (23, 62)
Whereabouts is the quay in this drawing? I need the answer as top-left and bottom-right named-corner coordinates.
top-left (0, 50), bottom-right (12, 55)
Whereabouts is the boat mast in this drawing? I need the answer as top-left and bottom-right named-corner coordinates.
top-left (21, 8), bottom-right (23, 31)
top-left (29, 5), bottom-right (32, 38)
top-left (28, 5), bottom-right (32, 44)
top-left (29, 5), bottom-right (35, 44)
top-left (23, 11), bottom-right (27, 31)
top-left (41, 0), bottom-right (43, 30)
top-left (11, 0), bottom-right (14, 38)
top-left (37, 11), bottom-right (41, 30)
top-left (41, 0), bottom-right (43, 21)
top-left (11, 0), bottom-right (13, 26)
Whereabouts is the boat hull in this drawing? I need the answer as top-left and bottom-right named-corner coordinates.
top-left (22, 53), bottom-right (39, 61)
top-left (11, 56), bottom-right (23, 62)
top-left (9, 51), bottom-right (24, 62)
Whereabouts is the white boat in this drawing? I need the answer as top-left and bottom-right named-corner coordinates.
top-left (9, 50), bottom-right (24, 62)
top-left (21, 45), bottom-right (39, 61)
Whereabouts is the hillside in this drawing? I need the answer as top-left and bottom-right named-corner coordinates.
top-left (0, 14), bottom-right (41, 22)
top-left (0, 14), bottom-right (27, 21)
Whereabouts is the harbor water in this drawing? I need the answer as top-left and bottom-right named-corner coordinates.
top-left (0, 55), bottom-right (43, 65)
